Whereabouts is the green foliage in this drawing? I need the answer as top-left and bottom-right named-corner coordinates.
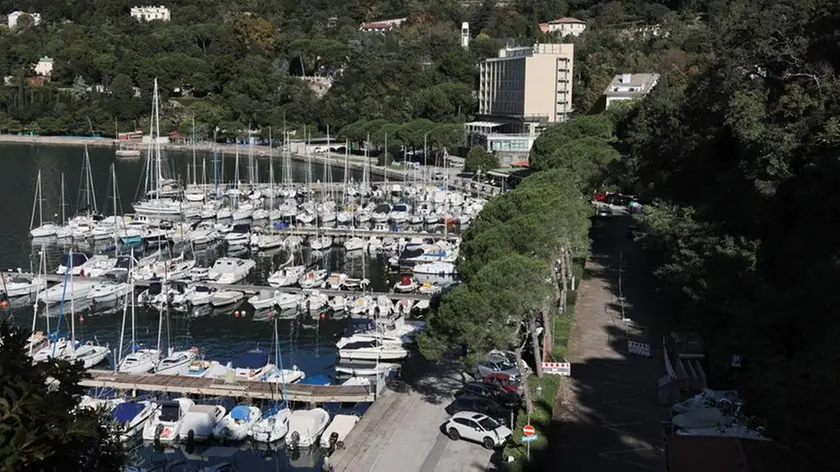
top-left (614, 1), bottom-right (840, 467)
top-left (0, 321), bottom-right (123, 471)
top-left (464, 145), bottom-right (499, 173)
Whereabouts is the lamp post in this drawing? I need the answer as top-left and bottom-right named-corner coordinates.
top-left (535, 384), bottom-right (543, 399)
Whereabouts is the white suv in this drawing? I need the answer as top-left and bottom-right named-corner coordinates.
top-left (443, 412), bottom-right (512, 449)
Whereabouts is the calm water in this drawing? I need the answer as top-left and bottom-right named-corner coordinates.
top-left (0, 142), bottom-right (405, 471)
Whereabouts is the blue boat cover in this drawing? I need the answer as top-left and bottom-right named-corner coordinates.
top-left (273, 222), bottom-right (289, 230)
top-left (300, 374), bottom-right (330, 386)
top-left (112, 402), bottom-right (145, 424)
top-left (230, 405), bottom-right (252, 421)
top-left (232, 350), bottom-right (268, 369)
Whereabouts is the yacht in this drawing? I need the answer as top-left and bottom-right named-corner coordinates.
top-left (371, 203), bottom-right (391, 223)
top-left (224, 223), bottom-right (251, 246)
top-left (338, 341), bottom-right (410, 361)
top-left (390, 203), bottom-right (411, 223)
top-left (141, 398), bottom-right (194, 442)
top-left (39, 279), bottom-right (100, 304)
top-left (155, 348), bottom-right (199, 375)
top-left (1, 273), bottom-right (45, 298)
top-left (336, 317), bottom-right (425, 348)
top-left (55, 252), bottom-right (92, 275)
top-left (267, 265), bottom-right (306, 287)
top-left (61, 340), bottom-right (110, 369)
top-left (119, 348), bottom-right (161, 374)
top-left (298, 269), bottom-right (327, 289)
top-left (86, 274), bottom-right (131, 304)
top-left (211, 290), bottom-right (244, 307)
top-left (343, 237), bottom-right (366, 252)
top-left (412, 261), bottom-right (457, 276)
top-left (208, 257), bottom-right (255, 285)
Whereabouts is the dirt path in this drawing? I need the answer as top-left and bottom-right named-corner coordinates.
top-left (551, 207), bottom-right (665, 472)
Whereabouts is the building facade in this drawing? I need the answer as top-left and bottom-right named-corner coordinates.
top-left (546, 17), bottom-right (586, 37)
top-left (8, 11), bottom-right (41, 28)
top-left (603, 73), bottom-right (660, 108)
top-left (34, 57), bottom-right (53, 77)
top-left (359, 18), bottom-right (406, 33)
top-left (468, 43), bottom-right (574, 159)
top-left (130, 6), bottom-right (171, 22)
top-left (477, 43), bottom-right (574, 127)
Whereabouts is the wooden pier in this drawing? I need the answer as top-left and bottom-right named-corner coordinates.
top-left (37, 274), bottom-right (434, 302)
top-left (80, 370), bottom-right (376, 403)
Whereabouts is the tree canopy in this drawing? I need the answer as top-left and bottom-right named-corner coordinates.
top-left (612, 0), bottom-right (840, 467)
top-left (0, 321), bottom-right (123, 471)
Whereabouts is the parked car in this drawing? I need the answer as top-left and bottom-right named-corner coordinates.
top-left (445, 395), bottom-right (513, 426)
top-left (455, 382), bottom-right (521, 409)
top-left (475, 357), bottom-right (521, 382)
top-left (482, 372), bottom-right (521, 394)
top-left (595, 206), bottom-right (613, 218)
top-left (443, 412), bottom-right (512, 449)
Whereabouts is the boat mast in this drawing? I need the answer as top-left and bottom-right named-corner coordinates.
top-left (274, 317), bottom-right (288, 406)
top-left (192, 116), bottom-right (197, 186)
top-left (268, 127), bottom-right (274, 219)
top-left (60, 173), bottom-right (66, 226)
top-left (111, 164), bottom-right (119, 256)
top-left (30, 246), bottom-right (46, 356)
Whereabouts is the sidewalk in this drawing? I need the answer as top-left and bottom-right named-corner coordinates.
top-left (551, 208), bottom-right (665, 472)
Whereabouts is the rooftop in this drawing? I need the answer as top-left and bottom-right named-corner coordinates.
top-left (603, 73), bottom-right (660, 97)
top-left (549, 17), bottom-right (586, 24)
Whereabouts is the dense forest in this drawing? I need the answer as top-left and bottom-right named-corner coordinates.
top-left (0, 0), bottom-right (714, 139)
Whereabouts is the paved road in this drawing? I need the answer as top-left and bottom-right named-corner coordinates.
top-left (330, 360), bottom-right (495, 472)
top-left (551, 206), bottom-right (666, 472)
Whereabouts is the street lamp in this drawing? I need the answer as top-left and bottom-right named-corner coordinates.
top-left (535, 384), bottom-right (543, 398)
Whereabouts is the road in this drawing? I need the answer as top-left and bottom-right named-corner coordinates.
top-left (551, 205), bottom-right (666, 472)
top-left (329, 360), bottom-right (496, 472)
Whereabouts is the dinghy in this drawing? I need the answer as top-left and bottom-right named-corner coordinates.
top-left (213, 405), bottom-right (261, 441)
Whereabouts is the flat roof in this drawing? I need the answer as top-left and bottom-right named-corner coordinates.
top-left (465, 121), bottom-right (504, 128)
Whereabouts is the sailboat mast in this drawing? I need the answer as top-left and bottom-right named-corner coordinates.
top-left (192, 116), bottom-right (197, 186)
top-left (30, 170), bottom-right (40, 230)
top-left (269, 127), bottom-right (274, 214)
top-left (60, 174), bottom-right (66, 225)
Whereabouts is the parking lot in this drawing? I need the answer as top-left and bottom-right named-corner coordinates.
top-left (329, 359), bottom-right (513, 472)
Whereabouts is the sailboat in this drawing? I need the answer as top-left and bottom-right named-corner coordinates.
top-left (250, 318), bottom-right (294, 443)
top-left (118, 251), bottom-right (161, 373)
top-left (29, 170), bottom-right (59, 238)
top-left (185, 121), bottom-right (206, 203)
top-left (59, 250), bottom-right (110, 368)
top-left (133, 78), bottom-right (183, 217)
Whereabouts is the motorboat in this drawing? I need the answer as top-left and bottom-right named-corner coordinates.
top-left (336, 317), bottom-right (423, 348)
top-left (371, 203), bottom-right (391, 223)
top-left (320, 414), bottom-right (360, 450)
top-left (211, 290), bottom-right (244, 307)
top-left (309, 235), bottom-right (333, 251)
top-left (39, 279), bottom-right (100, 304)
top-left (350, 296), bottom-right (374, 316)
top-left (142, 398), bottom-right (195, 442)
top-left (325, 273), bottom-right (347, 290)
top-left (231, 349), bottom-right (277, 381)
top-left (249, 406), bottom-right (292, 443)
top-left (393, 275), bottom-right (418, 293)
top-left (250, 232), bottom-right (285, 250)
top-left (300, 291), bottom-right (328, 313)
top-left (298, 269), bottom-right (327, 289)
top-left (328, 295), bottom-right (347, 313)
top-left (112, 400), bottom-right (156, 442)
top-left (276, 292), bottom-right (302, 311)
top-left (30, 222), bottom-right (60, 238)
top-left (55, 252), bottom-right (91, 275)
top-left (224, 223), bottom-right (251, 246)
top-left (208, 257), bottom-right (255, 285)
top-left (413, 261), bottom-right (457, 275)
top-left (232, 202), bottom-right (254, 222)
top-left (118, 347), bottom-right (161, 374)
top-left (287, 408), bottom-right (330, 449)
top-left (32, 338), bottom-right (70, 363)
top-left (186, 285), bottom-right (215, 306)
top-left (155, 348), bottom-right (199, 375)
top-left (86, 275), bottom-right (131, 304)
top-left (267, 265), bottom-right (305, 287)
top-left (1, 273), bottom-right (45, 298)
top-left (267, 366), bottom-right (306, 384)
top-left (338, 341), bottom-right (410, 361)
top-left (181, 404), bottom-right (226, 442)
top-left (214, 405), bottom-right (261, 441)
top-left (342, 277), bottom-right (369, 290)
top-left (389, 203), bottom-right (411, 223)
top-left (335, 361), bottom-right (400, 376)
top-left (248, 289), bottom-right (281, 310)
top-left (343, 237), bottom-right (366, 252)
top-left (190, 266), bottom-right (212, 281)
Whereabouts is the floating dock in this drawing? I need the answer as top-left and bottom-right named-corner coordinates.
top-left (35, 274), bottom-right (433, 302)
top-left (265, 226), bottom-right (460, 242)
top-left (80, 370), bottom-right (376, 403)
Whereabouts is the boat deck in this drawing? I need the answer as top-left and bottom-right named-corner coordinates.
top-left (80, 370), bottom-right (376, 403)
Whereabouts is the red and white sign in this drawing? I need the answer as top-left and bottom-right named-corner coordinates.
top-left (523, 425), bottom-right (535, 437)
top-left (541, 361), bottom-right (571, 376)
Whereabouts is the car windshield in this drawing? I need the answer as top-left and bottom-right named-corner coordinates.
top-left (478, 417), bottom-right (500, 430)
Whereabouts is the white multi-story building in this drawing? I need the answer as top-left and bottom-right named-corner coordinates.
top-left (546, 17), bottom-right (587, 37)
top-left (34, 57), bottom-right (53, 77)
top-left (8, 11), bottom-right (41, 28)
top-left (130, 6), bottom-right (171, 22)
top-left (603, 73), bottom-right (660, 109)
top-left (467, 43), bottom-right (575, 158)
top-left (359, 18), bottom-right (406, 33)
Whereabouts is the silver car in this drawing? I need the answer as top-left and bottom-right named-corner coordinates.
top-left (474, 357), bottom-right (520, 382)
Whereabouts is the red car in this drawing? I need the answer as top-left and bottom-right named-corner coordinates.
top-left (482, 372), bottom-right (521, 394)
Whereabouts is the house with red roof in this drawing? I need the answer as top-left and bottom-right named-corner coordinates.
top-left (359, 17), bottom-right (407, 33)
top-left (546, 17), bottom-right (587, 36)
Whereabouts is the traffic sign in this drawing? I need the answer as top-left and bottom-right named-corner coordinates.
top-left (521, 435), bottom-right (538, 442)
top-left (523, 424), bottom-right (535, 437)
top-left (541, 361), bottom-right (571, 376)
top-left (731, 354), bottom-right (741, 368)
